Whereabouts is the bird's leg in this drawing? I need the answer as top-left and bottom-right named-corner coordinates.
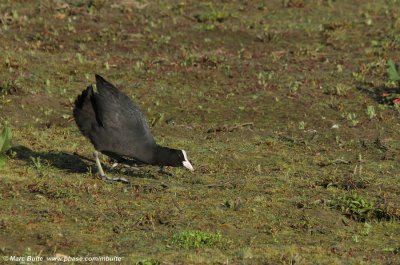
top-left (94, 151), bottom-right (106, 176)
top-left (158, 166), bottom-right (173, 176)
top-left (93, 151), bottom-right (129, 183)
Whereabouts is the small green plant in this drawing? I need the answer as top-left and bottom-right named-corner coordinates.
top-left (0, 79), bottom-right (21, 95)
top-left (324, 83), bottom-right (350, 96)
top-left (0, 126), bottom-right (12, 169)
top-left (28, 181), bottom-right (75, 199)
top-left (361, 222), bottom-right (372, 236)
top-left (330, 192), bottom-right (378, 222)
top-left (134, 60), bottom-right (145, 71)
top-left (341, 112), bottom-right (359, 127)
top-left (352, 71), bottom-right (365, 82)
top-left (194, 6), bottom-right (228, 23)
top-left (193, 4), bottom-right (228, 31)
top-left (76, 52), bottom-right (84, 64)
top-left (288, 81), bottom-right (302, 95)
top-left (387, 59), bottom-right (400, 82)
top-left (135, 259), bottom-right (160, 265)
top-left (31, 156), bottom-right (42, 170)
top-left (383, 247), bottom-right (400, 254)
top-left (257, 71), bottom-right (273, 87)
top-left (298, 121), bottom-right (306, 130)
top-left (172, 230), bottom-right (225, 249)
top-left (366, 105), bottom-right (376, 119)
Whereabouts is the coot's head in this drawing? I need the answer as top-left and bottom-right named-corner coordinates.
top-left (156, 146), bottom-right (194, 170)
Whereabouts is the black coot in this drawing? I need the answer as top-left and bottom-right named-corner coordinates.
top-left (73, 74), bottom-right (193, 182)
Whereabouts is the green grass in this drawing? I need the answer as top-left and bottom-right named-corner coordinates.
top-left (172, 230), bottom-right (226, 249)
top-left (387, 59), bottom-right (400, 82)
top-left (0, 0), bottom-right (399, 264)
top-left (330, 192), bottom-right (380, 222)
top-left (136, 259), bottom-right (160, 265)
top-left (0, 126), bottom-right (12, 169)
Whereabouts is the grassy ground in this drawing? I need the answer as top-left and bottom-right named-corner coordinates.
top-left (0, 0), bottom-right (399, 264)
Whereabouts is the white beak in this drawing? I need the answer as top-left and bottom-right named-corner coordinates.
top-left (183, 160), bottom-right (194, 171)
top-left (182, 150), bottom-right (194, 171)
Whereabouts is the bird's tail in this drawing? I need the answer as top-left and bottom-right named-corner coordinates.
top-left (73, 85), bottom-right (99, 137)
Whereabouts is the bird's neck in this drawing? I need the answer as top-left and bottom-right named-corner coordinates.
top-left (153, 145), bottom-right (179, 166)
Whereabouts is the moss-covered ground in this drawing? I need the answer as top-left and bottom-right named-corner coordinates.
top-left (0, 0), bottom-right (399, 264)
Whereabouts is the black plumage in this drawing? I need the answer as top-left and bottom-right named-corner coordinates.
top-left (73, 74), bottom-right (193, 180)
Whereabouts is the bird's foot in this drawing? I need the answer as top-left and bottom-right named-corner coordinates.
top-left (93, 151), bottom-right (129, 184)
top-left (101, 174), bottom-right (130, 184)
top-left (111, 162), bottom-right (140, 171)
top-left (123, 164), bottom-right (140, 171)
top-left (158, 166), bottom-right (173, 176)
